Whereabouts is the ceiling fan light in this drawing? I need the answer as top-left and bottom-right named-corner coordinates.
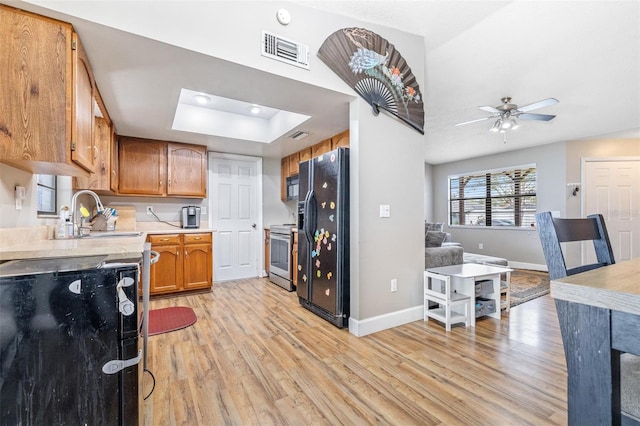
top-left (490, 119), bottom-right (502, 132)
top-left (509, 118), bottom-right (519, 130)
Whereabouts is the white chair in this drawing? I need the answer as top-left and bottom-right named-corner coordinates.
top-left (424, 271), bottom-right (471, 331)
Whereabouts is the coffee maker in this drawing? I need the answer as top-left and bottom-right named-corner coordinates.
top-left (181, 206), bottom-right (201, 228)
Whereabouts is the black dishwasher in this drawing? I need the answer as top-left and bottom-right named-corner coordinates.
top-left (0, 255), bottom-right (141, 425)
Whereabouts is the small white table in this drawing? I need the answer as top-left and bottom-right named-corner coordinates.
top-left (426, 263), bottom-right (512, 327)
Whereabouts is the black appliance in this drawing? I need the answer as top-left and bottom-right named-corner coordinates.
top-left (0, 255), bottom-right (142, 425)
top-left (269, 225), bottom-right (294, 291)
top-left (286, 175), bottom-right (299, 201)
top-left (297, 147), bottom-right (349, 328)
top-left (181, 205), bottom-right (201, 228)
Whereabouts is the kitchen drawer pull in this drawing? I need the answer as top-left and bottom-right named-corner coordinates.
top-left (161, 238), bottom-right (169, 241)
top-left (194, 237), bottom-right (201, 240)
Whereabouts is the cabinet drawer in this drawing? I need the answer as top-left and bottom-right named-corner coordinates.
top-left (184, 233), bottom-right (211, 244)
top-left (148, 234), bottom-right (181, 245)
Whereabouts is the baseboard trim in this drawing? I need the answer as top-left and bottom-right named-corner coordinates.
top-left (509, 261), bottom-right (548, 271)
top-left (349, 305), bottom-right (423, 337)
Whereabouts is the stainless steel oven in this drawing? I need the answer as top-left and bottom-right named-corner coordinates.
top-left (269, 225), bottom-right (293, 291)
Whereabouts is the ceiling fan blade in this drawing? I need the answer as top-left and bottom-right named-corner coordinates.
top-left (516, 97), bottom-right (559, 113)
top-left (478, 105), bottom-right (500, 113)
top-left (518, 113), bottom-right (556, 121)
top-left (455, 117), bottom-right (493, 126)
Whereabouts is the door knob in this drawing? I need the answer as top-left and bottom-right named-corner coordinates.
top-left (251, 223), bottom-right (257, 229)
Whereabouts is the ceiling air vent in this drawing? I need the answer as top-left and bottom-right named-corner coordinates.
top-left (262, 30), bottom-right (310, 70)
top-left (289, 130), bottom-right (309, 140)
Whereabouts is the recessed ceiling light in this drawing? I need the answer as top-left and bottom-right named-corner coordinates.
top-left (193, 94), bottom-right (211, 104)
top-left (250, 105), bottom-right (263, 114)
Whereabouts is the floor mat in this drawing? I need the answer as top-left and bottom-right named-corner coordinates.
top-left (510, 269), bottom-right (550, 307)
top-left (148, 306), bottom-right (197, 336)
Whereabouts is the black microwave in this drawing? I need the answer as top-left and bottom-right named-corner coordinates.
top-left (286, 175), bottom-right (299, 201)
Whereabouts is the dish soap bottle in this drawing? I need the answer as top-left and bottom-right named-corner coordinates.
top-left (55, 206), bottom-right (72, 239)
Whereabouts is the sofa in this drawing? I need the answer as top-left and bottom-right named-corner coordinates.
top-left (424, 222), bottom-right (463, 269)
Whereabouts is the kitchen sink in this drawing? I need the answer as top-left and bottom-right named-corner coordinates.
top-left (84, 231), bottom-right (143, 238)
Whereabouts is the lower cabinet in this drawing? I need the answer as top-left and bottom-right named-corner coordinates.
top-left (148, 232), bottom-right (212, 295)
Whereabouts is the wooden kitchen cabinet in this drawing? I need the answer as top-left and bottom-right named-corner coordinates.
top-left (167, 142), bottom-right (207, 197)
top-left (331, 130), bottom-right (350, 149)
top-left (118, 138), bottom-right (166, 196)
top-left (288, 152), bottom-right (300, 176)
top-left (118, 137), bottom-right (206, 197)
top-left (73, 86), bottom-right (115, 191)
top-left (0, 5), bottom-right (96, 177)
top-left (148, 235), bottom-right (183, 294)
top-left (311, 138), bottom-right (332, 158)
top-left (278, 130), bottom-right (349, 200)
top-left (148, 232), bottom-right (213, 295)
top-left (71, 33), bottom-right (97, 173)
top-left (280, 156), bottom-right (290, 201)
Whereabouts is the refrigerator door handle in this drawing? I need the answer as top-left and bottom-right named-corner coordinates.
top-left (305, 191), bottom-right (317, 240)
top-left (102, 349), bottom-right (142, 375)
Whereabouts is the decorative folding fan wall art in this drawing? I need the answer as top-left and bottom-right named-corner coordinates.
top-left (318, 28), bottom-right (425, 135)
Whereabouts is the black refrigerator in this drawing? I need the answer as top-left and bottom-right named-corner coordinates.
top-left (0, 256), bottom-right (142, 425)
top-left (297, 147), bottom-right (349, 328)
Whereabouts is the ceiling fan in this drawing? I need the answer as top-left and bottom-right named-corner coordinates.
top-left (456, 97), bottom-right (559, 133)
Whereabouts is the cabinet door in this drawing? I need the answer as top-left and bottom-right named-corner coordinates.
top-left (331, 130), bottom-right (349, 149)
top-left (149, 244), bottom-right (183, 294)
top-left (280, 157), bottom-right (290, 201)
top-left (0, 6), bottom-right (77, 175)
top-left (311, 138), bottom-right (332, 158)
top-left (74, 116), bottom-right (111, 190)
top-left (71, 33), bottom-right (96, 173)
top-left (288, 152), bottom-right (300, 176)
top-left (109, 127), bottom-right (119, 193)
top-left (183, 243), bottom-right (212, 290)
top-left (167, 142), bottom-right (207, 197)
top-left (118, 138), bottom-right (166, 195)
top-left (299, 148), bottom-right (312, 163)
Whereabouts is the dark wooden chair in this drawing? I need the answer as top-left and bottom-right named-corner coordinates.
top-left (535, 211), bottom-right (615, 280)
top-left (536, 212), bottom-right (640, 423)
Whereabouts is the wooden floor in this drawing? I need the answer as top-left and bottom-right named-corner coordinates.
top-left (143, 277), bottom-right (568, 425)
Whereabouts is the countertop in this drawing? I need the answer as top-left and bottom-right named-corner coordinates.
top-left (0, 225), bottom-right (214, 261)
top-left (550, 258), bottom-right (640, 316)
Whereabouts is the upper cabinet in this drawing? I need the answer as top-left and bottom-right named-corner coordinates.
top-left (118, 137), bottom-right (207, 198)
top-left (0, 5), bottom-right (99, 177)
top-left (73, 85), bottom-right (115, 192)
top-left (71, 34), bottom-right (97, 173)
top-left (167, 142), bottom-right (207, 197)
top-left (280, 130), bottom-right (349, 200)
top-left (118, 137), bottom-right (167, 196)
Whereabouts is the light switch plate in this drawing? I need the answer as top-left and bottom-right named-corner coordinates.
top-left (379, 204), bottom-right (390, 218)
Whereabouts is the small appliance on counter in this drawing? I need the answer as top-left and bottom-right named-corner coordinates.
top-left (181, 206), bottom-right (201, 228)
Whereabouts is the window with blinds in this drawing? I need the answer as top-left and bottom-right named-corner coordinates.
top-left (448, 165), bottom-right (537, 227)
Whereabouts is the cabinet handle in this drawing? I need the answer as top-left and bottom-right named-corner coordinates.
top-left (161, 238), bottom-right (169, 242)
top-left (168, 179), bottom-right (171, 186)
top-left (194, 237), bottom-right (201, 240)
top-left (93, 145), bottom-right (98, 159)
top-left (185, 250), bottom-right (188, 256)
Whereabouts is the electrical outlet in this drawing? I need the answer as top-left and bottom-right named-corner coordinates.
top-left (146, 206), bottom-right (154, 215)
top-left (478, 243), bottom-right (484, 249)
top-left (391, 278), bottom-right (398, 292)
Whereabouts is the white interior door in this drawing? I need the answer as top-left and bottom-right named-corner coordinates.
top-left (209, 153), bottom-right (262, 282)
top-left (584, 159), bottom-right (640, 262)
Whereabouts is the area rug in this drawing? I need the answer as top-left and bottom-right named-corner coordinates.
top-left (148, 306), bottom-right (197, 336)
top-left (509, 269), bottom-right (550, 307)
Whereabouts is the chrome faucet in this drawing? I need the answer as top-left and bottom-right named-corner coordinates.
top-left (70, 190), bottom-right (105, 237)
